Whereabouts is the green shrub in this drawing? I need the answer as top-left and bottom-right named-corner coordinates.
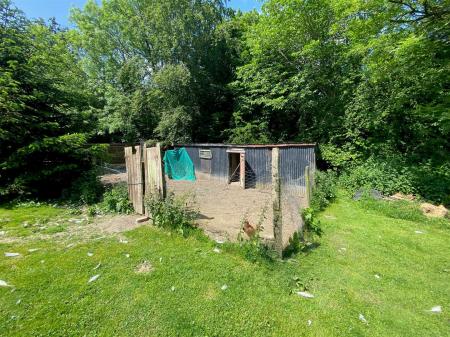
top-left (311, 170), bottom-right (338, 212)
top-left (64, 170), bottom-right (104, 205)
top-left (339, 157), bottom-right (415, 197)
top-left (337, 156), bottom-right (450, 206)
top-left (99, 184), bottom-right (134, 214)
top-left (145, 192), bottom-right (197, 236)
top-left (0, 134), bottom-right (108, 200)
top-left (301, 207), bottom-right (323, 240)
top-left (283, 231), bottom-right (303, 258)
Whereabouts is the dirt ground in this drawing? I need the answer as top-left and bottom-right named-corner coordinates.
top-left (167, 177), bottom-right (306, 246)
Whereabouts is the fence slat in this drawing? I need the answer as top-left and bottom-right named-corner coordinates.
top-left (124, 145), bottom-right (144, 214)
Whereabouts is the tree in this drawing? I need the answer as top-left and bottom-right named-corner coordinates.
top-left (71, 0), bottom-right (235, 142)
top-left (0, 0), bottom-right (103, 198)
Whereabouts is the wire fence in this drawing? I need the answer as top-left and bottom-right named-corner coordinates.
top-left (124, 144), bottom-right (315, 251)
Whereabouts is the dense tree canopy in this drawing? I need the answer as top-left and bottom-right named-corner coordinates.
top-left (1, 0), bottom-right (449, 202)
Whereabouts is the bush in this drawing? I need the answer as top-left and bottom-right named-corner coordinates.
top-left (301, 207), bottom-right (323, 239)
top-left (99, 184), bottom-right (134, 214)
top-left (339, 157), bottom-right (415, 197)
top-left (311, 170), bottom-right (338, 212)
top-left (145, 192), bottom-right (197, 236)
top-left (0, 134), bottom-right (108, 200)
top-left (64, 170), bottom-right (104, 205)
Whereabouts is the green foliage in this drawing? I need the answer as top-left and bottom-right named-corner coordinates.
top-left (64, 170), bottom-right (104, 205)
top-left (283, 231), bottom-right (303, 258)
top-left (236, 210), bottom-right (276, 262)
top-left (145, 192), bottom-right (197, 236)
top-left (0, 1), bottom-right (103, 199)
top-left (301, 207), bottom-right (323, 240)
top-left (310, 170), bottom-right (338, 212)
top-left (71, 0), bottom-right (235, 143)
top-left (98, 184), bottom-right (134, 214)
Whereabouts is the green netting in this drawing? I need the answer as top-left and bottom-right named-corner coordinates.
top-left (163, 147), bottom-right (196, 181)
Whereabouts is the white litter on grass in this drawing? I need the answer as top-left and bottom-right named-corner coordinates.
top-left (88, 274), bottom-right (100, 283)
top-left (359, 313), bottom-right (368, 324)
top-left (415, 230), bottom-right (425, 234)
top-left (221, 284), bottom-right (228, 291)
top-left (93, 263), bottom-right (101, 270)
top-left (215, 239), bottom-right (224, 244)
top-left (307, 320), bottom-right (312, 327)
top-left (28, 248), bottom-right (39, 253)
top-left (0, 230), bottom-right (5, 236)
top-left (429, 306), bottom-right (442, 313)
top-left (159, 257), bottom-right (162, 263)
top-left (0, 280), bottom-right (12, 287)
top-left (119, 239), bottom-right (128, 244)
top-left (213, 247), bottom-right (221, 253)
top-left (4, 252), bottom-right (20, 257)
top-left (66, 243), bottom-right (75, 248)
top-left (297, 291), bottom-right (314, 299)
top-left (374, 274), bottom-right (381, 279)
top-left (171, 286), bottom-right (176, 292)
top-left (87, 252), bottom-right (93, 257)
top-left (125, 254), bottom-right (130, 258)
top-left (16, 299), bottom-right (21, 305)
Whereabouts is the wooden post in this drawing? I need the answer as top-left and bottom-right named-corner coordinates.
top-left (272, 147), bottom-right (283, 258)
top-left (305, 165), bottom-right (311, 207)
top-left (124, 145), bottom-right (144, 214)
top-left (239, 152), bottom-right (246, 188)
top-left (156, 142), bottom-right (166, 199)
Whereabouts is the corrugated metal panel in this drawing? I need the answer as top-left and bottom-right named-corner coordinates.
top-left (279, 146), bottom-right (316, 187)
top-left (175, 144), bottom-right (316, 188)
top-left (245, 148), bottom-right (272, 187)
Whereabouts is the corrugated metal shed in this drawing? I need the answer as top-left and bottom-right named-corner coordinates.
top-left (173, 143), bottom-right (315, 188)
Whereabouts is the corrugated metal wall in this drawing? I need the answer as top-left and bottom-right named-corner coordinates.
top-left (279, 147), bottom-right (316, 187)
top-left (245, 148), bottom-right (272, 187)
top-left (174, 145), bottom-right (315, 188)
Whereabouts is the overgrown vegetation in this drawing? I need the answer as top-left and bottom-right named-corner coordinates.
top-left (1, 0), bottom-right (448, 203)
top-left (98, 184), bottom-right (134, 214)
top-left (145, 192), bottom-right (197, 236)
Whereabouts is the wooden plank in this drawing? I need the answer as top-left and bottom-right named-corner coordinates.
top-left (135, 145), bottom-right (144, 214)
top-left (145, 143), bottom-right (166, 199)
top-left (124, 145), bottom-right (145, 214)
top-left (124, 147), bottom-right (132, 200)
top-left (272, 148), bottom-right (283, 257)
top-left (156, 143), bottom-right (166, 198)
top-left (305, 165), bottom-right (311, 207)
top-left (239, 153), bottom-right (246, 188)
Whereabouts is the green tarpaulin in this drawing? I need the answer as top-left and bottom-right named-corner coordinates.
top-left (163, 148), bottom-right (196, 181)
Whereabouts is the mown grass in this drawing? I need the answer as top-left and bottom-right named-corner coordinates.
top-left (0, 197), bottom-right (449, 336)
top-left (0, 202), bottom-right (72, 237)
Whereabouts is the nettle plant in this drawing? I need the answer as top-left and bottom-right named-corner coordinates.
top-left (145, 192), bottom-right (197, 236)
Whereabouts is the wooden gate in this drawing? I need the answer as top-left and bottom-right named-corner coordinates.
top-left (124, 143), bottom-right (165, 215)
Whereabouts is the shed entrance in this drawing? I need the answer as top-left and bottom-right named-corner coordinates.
top-left (227, 148), bottom-right (245, 188)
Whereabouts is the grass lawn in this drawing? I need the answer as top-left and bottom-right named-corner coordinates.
top-left (0, 197), bottom-right (449, 336)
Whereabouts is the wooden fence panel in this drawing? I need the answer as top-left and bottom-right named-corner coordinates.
top-left (124, 145), bottom-right (144, 214)
top-left (145, 143), bottom-right (166, 200)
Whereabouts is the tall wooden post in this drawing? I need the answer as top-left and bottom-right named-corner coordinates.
top-left (156, 142), bottom-right (166, 199)
top-left (272, 147), bottom-right (283, 258)
top-left (305, 165), bottom-right (311, 207)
